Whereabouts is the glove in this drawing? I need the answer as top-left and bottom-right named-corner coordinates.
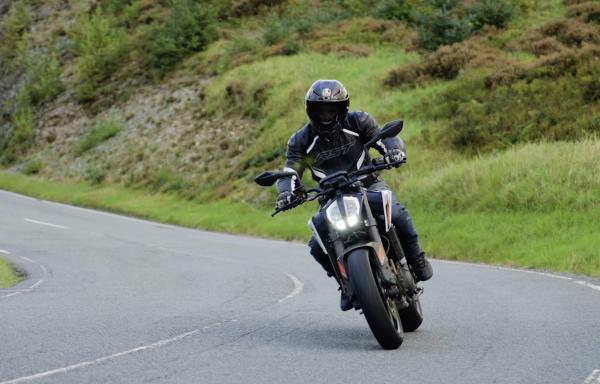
top-left (276, 191), bottom-right (294, 209)
top-left (385, 149), bottom-right (406, 166)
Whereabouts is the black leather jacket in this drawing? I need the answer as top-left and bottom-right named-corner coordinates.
top-left (277, 111), bottom-right (403, 194)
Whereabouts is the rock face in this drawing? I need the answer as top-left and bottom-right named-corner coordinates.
top-left (0, 2), bottom-right (260, 201)
top-left (22, 74), bottom-right (257, 198)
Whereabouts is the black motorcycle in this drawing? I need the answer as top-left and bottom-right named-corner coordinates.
top-left (255, 120), bottom-right (423, 349)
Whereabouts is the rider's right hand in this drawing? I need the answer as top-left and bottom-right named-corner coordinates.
top-left (276, 191), bottom-right (294, 209)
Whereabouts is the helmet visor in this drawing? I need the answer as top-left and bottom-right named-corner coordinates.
top-left (307, 100), bottom-right (347, 132)
top-left (317, 104), bottom-right (339, 125)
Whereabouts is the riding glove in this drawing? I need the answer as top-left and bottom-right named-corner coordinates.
top-left (385, 149), bottom-right (406, 165)
top-left (276, 191), bottom-right (295, 209)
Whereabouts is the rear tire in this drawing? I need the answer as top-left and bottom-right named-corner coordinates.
top-left (347, 248), bottom-right (403, 349)
top-left (400, 299), bottom-right (423, 332)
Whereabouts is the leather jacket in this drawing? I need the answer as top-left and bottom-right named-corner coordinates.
top-left (276, 111), bottom-right (403, 194)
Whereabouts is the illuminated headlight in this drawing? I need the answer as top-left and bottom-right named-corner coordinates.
top-left (325, 196), bottom-right (361, 231)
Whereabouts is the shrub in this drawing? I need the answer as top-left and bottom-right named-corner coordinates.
top-left (22, 51), bottom-right (65, 105)
top-left (516, 16), bottom-right (600, 55)
top-left (372, 0), bottom-right (414, 22)
top-left (566, 2), bottom-right (600, 23)
top-left (146, 0), bottom-right (217, 74)
top-left (422, 58), bottom-right (600, 152)
top-left (414, 7), bottom-right (472, 50)
top-left (21, 158), bottom-right (43, 175)
top-left (0, 1), bottom-right (31, 61)
top-left (262, 11), bottom-right (293, 45)
top-left (71, 7), bottom-right (129, 102)
top-left (74, 115), bottom-right (124, 156)
top-left (468, 0), bottom-right (514, 30)
top-left (385, 35), bottom-right (511, 86)
top-left (84, 164), bottom-right (108, 185)
top-left (2, 88), bottom-right (35, 164)
top-left (226, 0), bottom-right (285, 18)
top-left (223, 79), bottom-right (272, 118)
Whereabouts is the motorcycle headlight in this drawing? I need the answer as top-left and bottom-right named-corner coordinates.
top-left (325, 196), bottom-right (361, 231)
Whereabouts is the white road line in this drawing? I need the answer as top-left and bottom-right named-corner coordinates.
top-left (434, 259), bottom-right (600, 294)
top-left (23, 218), bottom-right (70, 230)
top-left (28, 279), bottom-right (44, 290)
top-left (0, 249), bottom-right (9, 254)
top-left (1, 292), bottom-right (22, 298)
top-left (583, 370), bottom-right (600, 384)
top-left (0, 330), bottom-right (199, 384)
top-left (0, 319), bottom-right (238, 384)
top-left (433, 259), bottom-right (573, 281)
top-left (575, 281), bottom-right (600, 292)
top-left (0, 256), bottom-right (48, 300)
top-left (278, 273), bottom-right (304, 303)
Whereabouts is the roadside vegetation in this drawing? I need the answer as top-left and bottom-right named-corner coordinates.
top-left (1, 0), bottom-right (599, 279)
top-left (0, 257), bottom-right (19, 289)
top-left (74, 115), bottom-right (124, 156)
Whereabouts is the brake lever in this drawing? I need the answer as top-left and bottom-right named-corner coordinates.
top-left (271, 194), bottom-right (306, 216)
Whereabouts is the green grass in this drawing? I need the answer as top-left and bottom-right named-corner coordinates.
top-left (414, 208), bottom-right (600, 277)
top-left (396, 140), bottom-right (600, 212)
top-left (74, 115), bottom-right (124, 156)
top-left (0, 257), bottom-right (19, 289)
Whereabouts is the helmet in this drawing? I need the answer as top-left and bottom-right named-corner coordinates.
top-left (305, 79), bottom-right (349, 135)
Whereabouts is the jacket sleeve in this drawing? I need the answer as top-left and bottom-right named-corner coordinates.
top-left (355, 112), bottom-right (403, 155)
top-left (276, 132), bottom-right (306, 194)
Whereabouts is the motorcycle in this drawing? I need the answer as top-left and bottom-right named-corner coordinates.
top-left (254, 120), bottom-right (423, 349)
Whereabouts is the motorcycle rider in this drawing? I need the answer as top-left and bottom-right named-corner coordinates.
top-left (276, 79), bottom-right (433, 311)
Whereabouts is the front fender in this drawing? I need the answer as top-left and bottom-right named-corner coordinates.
top-left (342, 242), bottom-right (386, 266)
top-left (342, 244), bottom-right (396, 286)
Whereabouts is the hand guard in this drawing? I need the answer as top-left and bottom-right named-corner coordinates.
top-left (385, 149), bottom-right (406, 166)
top-left (276, 191), bottom-right (295, 210)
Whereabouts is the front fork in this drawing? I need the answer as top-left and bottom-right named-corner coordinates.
top-left (329, 188), bottom-right (400, 307)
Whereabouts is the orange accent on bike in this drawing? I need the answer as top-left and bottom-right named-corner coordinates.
top-left (338, 260), bottom-right (348, 279)
top-left (376, 244), bottom-right (386, 265)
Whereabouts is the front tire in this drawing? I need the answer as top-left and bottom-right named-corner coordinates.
top-left (347, 248), bottom-right (403, 349)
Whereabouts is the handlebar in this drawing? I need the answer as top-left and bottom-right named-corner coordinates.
top-left (270, 157), bottom-right (405, 216)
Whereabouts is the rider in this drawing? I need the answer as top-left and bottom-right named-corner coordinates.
top-left (276, 79), bottom-right (433, 311)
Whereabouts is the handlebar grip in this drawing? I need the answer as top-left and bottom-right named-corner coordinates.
top-left (373, 157), bottom-right (385, 166)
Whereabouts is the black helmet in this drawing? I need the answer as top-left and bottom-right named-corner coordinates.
top-left (305, 79), bottom-right (349, 135)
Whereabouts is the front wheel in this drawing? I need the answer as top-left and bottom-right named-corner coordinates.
top-left (347, 248), bottom-right (403, 349)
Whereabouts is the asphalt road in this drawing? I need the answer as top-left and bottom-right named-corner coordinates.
top-left (1, 189), bottom-right (599, 384)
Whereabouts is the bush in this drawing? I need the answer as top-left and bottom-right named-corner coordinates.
top-left (2, 88), bottom-right (35, 164)
top-left (372, 0), bottom-right (414, 22)
top-left (84, 164), bottom-right (108, 185)
top-left (385, 35), bottom-right (511, 86)
top-left (74, 115), bottom-right (124, 156)
top-left (21, 158), bottom-right (43, 175)
top-left (0, 1), bottom-right (31, 61)
top-left (566, 2), bottom-right (600, 23)
top-left (146, 0), bottom-right (217, 74)
top-left (414, 7), bottom-right (472, 50)
top-left (71, 7), bottom-right (129, 102)
top-left (422, 58), bottom-right (600, 152)
top-left (22, 51), bottom-right (65, 105)
top-left (468, 0), bottom-right (514, 30)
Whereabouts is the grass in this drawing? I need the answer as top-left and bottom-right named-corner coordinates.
top-left (74, 115), bottom-right (124, 156)
top-left (397, 140), bottom-right (600, 212)
top-left (0, 257), bottom-right (19, 289)
top-left (201, 48), bottom-right (437, 189)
